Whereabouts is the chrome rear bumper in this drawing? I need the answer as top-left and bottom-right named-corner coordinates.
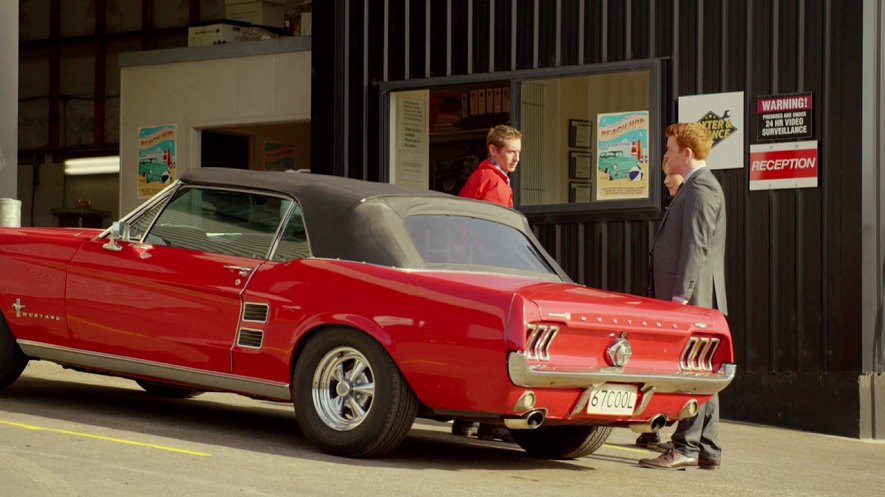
top-left (508, 352), bottom-right (736, 395)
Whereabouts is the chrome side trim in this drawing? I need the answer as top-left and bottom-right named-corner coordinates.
top-left (18, 341), bottom-right (291, 401)
top-left (508, 352), bottom-right (736, 395)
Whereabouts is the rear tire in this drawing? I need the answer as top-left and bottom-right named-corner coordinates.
top-left (510, 425), bottom-right (613, 459)
top-left (0, 317), bottom-right (28, 392)
top-left (293, 328), bottom-right (418, 457)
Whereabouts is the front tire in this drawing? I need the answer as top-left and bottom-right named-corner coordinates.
top-left (293, 328), bottom-right (418, 457)
top-left (0, 317), bottom-right (28, 392)
top-left (510, 425), bottom-right (613, 459)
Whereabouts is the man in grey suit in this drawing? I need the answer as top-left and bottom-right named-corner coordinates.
top-left (640, 122), bottom-right (727, 471)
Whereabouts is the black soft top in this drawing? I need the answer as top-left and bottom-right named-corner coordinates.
top-left (180, 168), bottom-right (567, 279)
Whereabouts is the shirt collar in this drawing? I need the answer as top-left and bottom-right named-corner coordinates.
top-left (488, 159), bottom-right (510, 184)
top-left (683, 161), bottom-right (707, 183)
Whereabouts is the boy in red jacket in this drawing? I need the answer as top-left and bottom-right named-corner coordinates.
top-left (458, 125), bottom-right (522, 208)
top-left (453, 124), bottom-right (522, 443)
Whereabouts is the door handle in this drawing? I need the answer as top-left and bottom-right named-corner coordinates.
top-left (224, 265), bottom-right (254, 277)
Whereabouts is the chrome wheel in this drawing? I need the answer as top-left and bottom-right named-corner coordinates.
top-left (311, 346), bottom-right (375, 431)
top-left (294, 328), bottom-right (418, 457)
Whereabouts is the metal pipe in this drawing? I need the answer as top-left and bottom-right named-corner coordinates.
top-left (503, 409), bottom-right (546, 430)
top-left (628, 414), bottom-right (668, 433)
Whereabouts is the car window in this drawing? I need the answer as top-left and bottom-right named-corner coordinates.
top-left (128, 200), bottom-right (167, 241)
top-left (404, 215), bottom-right (557, 276)
top-left (271, 204), bottom-right (310, 262)
top-left (147, 187), bottom-right (291, 259)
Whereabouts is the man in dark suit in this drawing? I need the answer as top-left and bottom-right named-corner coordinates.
top-left (640, 122), bottom-right (727, 471)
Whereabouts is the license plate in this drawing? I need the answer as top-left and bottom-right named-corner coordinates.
top-left (586, 384), bottom-right (638, 415)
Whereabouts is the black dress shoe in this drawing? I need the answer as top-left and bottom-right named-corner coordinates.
top-left (699, 456), bottom-right (721, 470)
top-left (477, 423), bottom-right (514, 443)
top-left (639, 449), bottom-right (699, 470)
top-left (451, 420), bottom-right (478, 437)
top-left (648, 440), bottom-right (673, 453)
top-left (635, 432), bottom-right (661, 447)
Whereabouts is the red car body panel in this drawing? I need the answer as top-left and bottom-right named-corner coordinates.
top-left (0, 169), bottom-right (735, 457)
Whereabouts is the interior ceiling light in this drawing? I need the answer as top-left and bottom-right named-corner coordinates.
top-left (64, 156), bottom-right (120, 175)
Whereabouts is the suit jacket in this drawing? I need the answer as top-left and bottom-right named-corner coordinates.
top-left (652, 167), bottom-right (728, 315)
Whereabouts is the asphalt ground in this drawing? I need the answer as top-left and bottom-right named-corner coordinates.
top-left (1, 361), bottom-right (883, 497)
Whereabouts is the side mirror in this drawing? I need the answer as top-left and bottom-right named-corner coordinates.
top-left (102, 221), bottom-right (129, 252)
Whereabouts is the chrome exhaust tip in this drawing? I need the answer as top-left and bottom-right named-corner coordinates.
top-left (628, 414), bottom-right (668, 433)
top-left (677, 399), bottom-right (699, 420)
top-left (503, 409), bottom-right (546, 430)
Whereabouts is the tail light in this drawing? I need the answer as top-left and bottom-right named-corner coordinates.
top-left (525, 324), bottom-right (559, 361)
top-left (679, 335), bottom-right (720, 372)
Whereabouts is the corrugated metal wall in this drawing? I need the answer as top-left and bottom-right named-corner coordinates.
top-left (312, 0), bottom-right (866, 436)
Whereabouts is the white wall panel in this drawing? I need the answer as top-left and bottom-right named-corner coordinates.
top-left (119, 47), bottom-right (311, 212)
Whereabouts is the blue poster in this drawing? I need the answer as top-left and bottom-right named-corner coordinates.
top-left (595, 111), bottom-right (649, 201)
top-left (138, 125), bottom-right (176, 198)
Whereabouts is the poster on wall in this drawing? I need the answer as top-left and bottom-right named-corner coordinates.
top-left (756, 93), bottom-right (813, 141)
top-left (595, 111), bottom-right (649, 201)
top-left (137, 125), bottom-right (176, 199)
top-left (678, 91), bottom-right (744, 170)
top-left (264, 142), bottom-right (296, 171)
top-left (390, 90), bottom-right (430, 189)
top-left (749, 140), bottom-right (818, 191)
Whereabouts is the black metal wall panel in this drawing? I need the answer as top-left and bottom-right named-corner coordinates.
top-left (561, 0), bottom-right (581, 65)
top-left (407, 0), bottom-right (427, 78)
top-left (472, 0), bottom-right (491, 73)
top-left (584, 0), bottom-right (603, 64)
top-left (515, 0), bottom-right (534, 70)
top-left (630, 0), bottom-right (651, 61)
top-left (493, 1), bottom-right (513, 71)
top-left (429, 1), bottom-right (448, 76)
top-left (312, 0), bottom-right (866, 436)
top-left (700, 0), bottom-right (721, 91)
top-left (606, 0), bottom-right (627, 62)
top-left (451, 0), bottom-right (470, 75)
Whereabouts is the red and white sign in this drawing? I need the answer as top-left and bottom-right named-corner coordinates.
top-left (749, 141), bottom-right (818, 191)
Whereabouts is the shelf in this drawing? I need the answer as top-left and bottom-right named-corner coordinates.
top-left (429, 129), bottom-right (488, 144)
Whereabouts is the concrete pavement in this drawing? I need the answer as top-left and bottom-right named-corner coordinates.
top-left (0, 361), bottom-right (882, 496)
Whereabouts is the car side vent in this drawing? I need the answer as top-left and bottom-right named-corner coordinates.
top-left (242, 303), bottom-right (269, 323)
top-left (237, 329), bottom-right (264, 349)
top-left (526, 324), bottom-right (559, 361)
top-left (679, 336), bottom-right (720, 372)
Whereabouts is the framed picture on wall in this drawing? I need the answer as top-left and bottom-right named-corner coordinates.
top-left (569, 119), bottom-right (593, 149)
top-left (569, 182), bottom-right (592, 203)
top-left (569, 151), bottom-right (593, 179)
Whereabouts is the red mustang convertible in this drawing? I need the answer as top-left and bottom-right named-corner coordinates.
top-left (0, 168), bottom-right (735, 458)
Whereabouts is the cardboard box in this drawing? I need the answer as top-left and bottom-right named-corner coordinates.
top-left (188, 23), bottom-right (275, 47)
top-left (189, 23), bottom-right (243, 47)
top-left (225, 0), bottom-right (285, 28)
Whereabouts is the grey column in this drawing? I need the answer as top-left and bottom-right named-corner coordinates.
top-left (861, 0), bottom-right (885, 440)
top-left (0, 1), bottom-right (18, 201)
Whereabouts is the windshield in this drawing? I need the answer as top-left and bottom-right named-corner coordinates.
top-left (404, 214), bottom-right (558, 278)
